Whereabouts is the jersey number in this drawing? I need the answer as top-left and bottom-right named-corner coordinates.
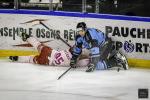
top-left (55, 53), bottom-right (64, 64)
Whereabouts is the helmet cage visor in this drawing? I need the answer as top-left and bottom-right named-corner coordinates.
top-left (76, 27), bottom-right (84, 32)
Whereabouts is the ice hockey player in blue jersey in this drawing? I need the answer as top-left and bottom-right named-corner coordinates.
top-left (70, 22), bottom-right (128, 72)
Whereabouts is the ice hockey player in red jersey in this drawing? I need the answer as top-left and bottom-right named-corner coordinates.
top-left (9, 33), bottom-right (90, 68)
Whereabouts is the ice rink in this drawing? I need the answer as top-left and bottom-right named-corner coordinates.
top-left (0, 60), bottom-right (150, 100)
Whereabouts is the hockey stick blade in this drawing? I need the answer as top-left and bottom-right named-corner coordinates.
top-left (57, 67), bottom-right (72, 80)
top-left (20, 19), bottom-right (48, 27)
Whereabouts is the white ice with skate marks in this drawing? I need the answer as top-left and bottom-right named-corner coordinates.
top-left (0, 60), bottom-right (150, 100)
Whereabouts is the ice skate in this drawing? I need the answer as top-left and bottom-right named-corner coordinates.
top-left (114, 51), bottom-right (129, 70)
top-left (9, 56), bottom-right (18, 62)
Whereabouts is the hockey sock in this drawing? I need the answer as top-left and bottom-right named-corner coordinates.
top-left (27, 37), bottom-right (42, 51)
top-left (16, 56), bottom-right (34, 63)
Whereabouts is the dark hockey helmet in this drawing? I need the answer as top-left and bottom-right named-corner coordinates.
top-left (76, 22), bottom-right (87, 32)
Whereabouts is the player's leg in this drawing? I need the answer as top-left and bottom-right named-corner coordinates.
top-left (9, 56), bottom-right (35, 63)
top-left (107, 51), bottom-right (129, 70)
top-left (96, 60), bottom-right (108, 70)
top-left (34, 46), bottom-right (53, 65)
top-left (113, 51), bottom-right (129, 70)
top-left (9, 48), bottom-right (53, 65)
top-left (19, 32), bottom-right (52, 53)
top-left (100, 38), bottom-right (114, 60)
top-left (100, 38), bottom-right (129, 70)
top-left (86, 59), bottom-right (108, 72)
top-left (27, 37), bottom-right (42, 52)
top-left (13, 32), bottom-right (53, 65)
top-left (85, 38), bottom-right (112, 71)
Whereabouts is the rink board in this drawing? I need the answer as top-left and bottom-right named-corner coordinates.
top-left (0, 9), bottom-right (150, 68)
top-left (0, 49), bottom-right (149, 68)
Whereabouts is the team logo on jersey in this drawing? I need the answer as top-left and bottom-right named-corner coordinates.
top-left (124, 40), bottom-right (134, 53)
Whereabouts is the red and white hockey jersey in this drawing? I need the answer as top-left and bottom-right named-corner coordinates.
top-left (49, 49), bottom-right (72, 66)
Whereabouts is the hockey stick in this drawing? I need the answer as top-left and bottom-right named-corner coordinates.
top-left (57, 66), bottom-right (72, 80)
top-left (20, 19), bottom-right (72, 48)
top-left (39, 21), bottom-right (72, 48)
top-left (38, 21), bottom-right (74, 79)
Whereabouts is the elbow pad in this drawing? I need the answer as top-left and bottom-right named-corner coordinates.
top-left (72, 47), bottom-right (82, 56)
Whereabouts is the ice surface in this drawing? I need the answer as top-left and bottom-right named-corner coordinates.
top-left (0, 60), bottom-right (150, 100)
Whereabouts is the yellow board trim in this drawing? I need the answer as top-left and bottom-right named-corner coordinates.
top-left (0, 50), bottom-right (39, 56)
top-left (128, 58), bottom-right (150, 69)
top-left (0, 49), bottom-right (150, 69)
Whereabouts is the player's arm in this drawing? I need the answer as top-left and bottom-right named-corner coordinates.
top-left (70, 35), bottom-right (83, 68)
